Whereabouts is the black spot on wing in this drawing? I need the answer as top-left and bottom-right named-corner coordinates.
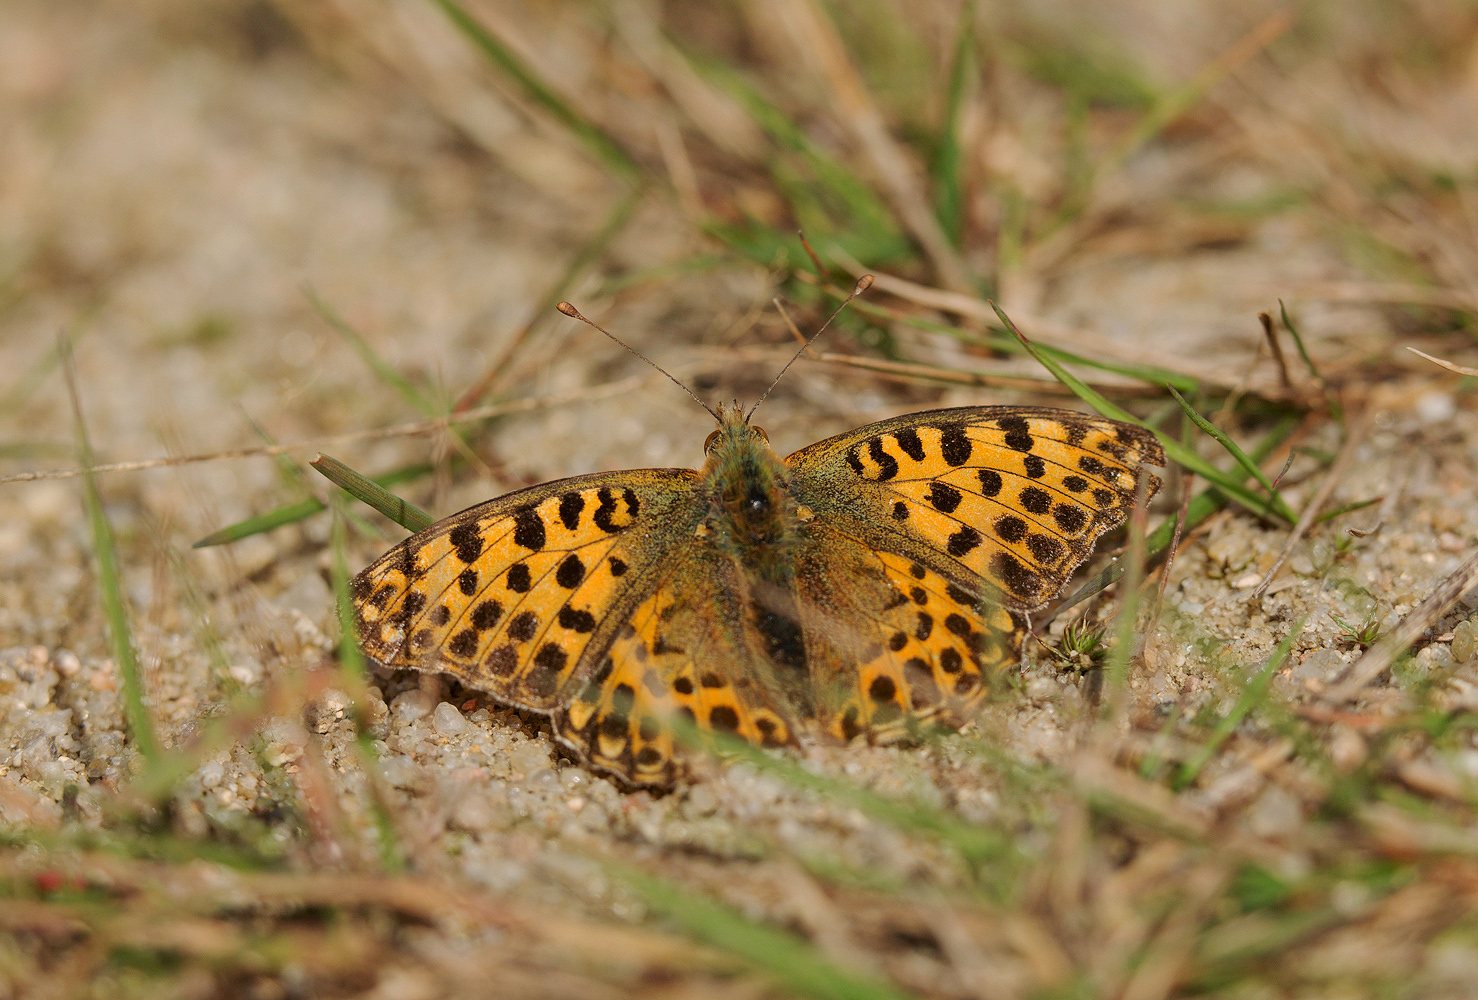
top-left (1053, 503), bottom-right (1088, 533)
top-left (506, 563), bottom-right (531, 593)
top-left (555, 554), bottom-right (585, 589)
top-left (978, 470), bottom-right (1002, 497)
top-left (558, 606), bottom-right (596, 633)
top-left (448, 629), bottom-right (478, 658)
top-left (947, 525), bottom-right (982, 557)
top-left (926, 481), bottom-right (962, 513)
top-left (449, 523), bottom-right (483, 564)
top-left (508, 611), bottom-right (538, 642)
top-left (867, 437), bottom-right (899, 481)
top-left (894, 426), bottom-right (925, 461)
top-left (458, 568), bottom-right (479, 596)
top-left (471, 600), bottom-right (502, 631)
top-left (998, 415), bottom-right (1034, 452)
top-left (939, 423), bottom-right (972, 466)
top-left (1019, 487), bottom-right (1052, 515)
top-left (593, 488), bottom-right (621, 533)
top-left (991, 551), bottom-right (1042, 603)
top-left (512, 505), bottom-right (546, 551)
top-left (995, 515), bottom-right (1026, 542)
top-left (1026, 533), bottom-right (1065, 564)
top-left (558, 491), bottom-right (585, 531)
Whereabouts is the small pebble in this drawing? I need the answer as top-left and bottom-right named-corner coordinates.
top-left (432, 701), bottom-right (467, 736)
top-left (1451, 621), bottom-right (1474, 664)
top-left (392, 689), bottom-right (436, 723)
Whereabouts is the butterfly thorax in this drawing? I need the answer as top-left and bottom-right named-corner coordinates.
top-left (697, 406), bottom-right (796, 577)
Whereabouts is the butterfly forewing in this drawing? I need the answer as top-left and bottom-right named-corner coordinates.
top-left (787, 406), bottom-right (1165, 611)
top-left (786, 406), bottom-right (1163, 741)
top-left (351, 470), bottom-right (695, 713)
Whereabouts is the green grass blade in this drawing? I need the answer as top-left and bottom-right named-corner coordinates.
top-left (930, 0), bottom-right (975, 247)
top-left (671, 716), bottom-right (1013, 872)
top-left (1167, 386), bottom-right (1296, 521)
top-left (311, 454), bottom-right (434, 533)
top-left (1175, 619), bottom-right (1303, 789)
top-left (1277, 300), bottom-right (1324, 384)
top-left (613, 866), bottom-right (916, 1000)
top-left (432, 0), bottom-right (639, 182)
top-left (1315, 496), bottom-right (1381, 525)
top-left (845, 297), bottom-right (1201, 392)
top-left (681, 52), bottom-right (907, 263)
top-left (59, 336), bottom-right (160, 766)
top-left (1055, 413), bottom-right (1299, 613)
top-left (330, 505), bottom-right (405, 872)
top-left (989, 300), bottom-right (1288, 523)
top-left (191, 463), bottom-right (433, 547)
top-left (306, 289), bottom-right (433, 414)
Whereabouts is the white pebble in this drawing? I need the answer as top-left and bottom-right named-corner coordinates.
top-left (391, 689), bottom-right (435, 722)
top-left (1416, 391), bottom-right (1456, 425)
top-left (198, 760), bottom-right (226, 789)
top-left (432, 701), bottom-right (467, 736)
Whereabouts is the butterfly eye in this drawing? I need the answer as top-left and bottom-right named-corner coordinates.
top-left (704, 429), bottom-right (721, 453)
top-left (752, 426), bottom-right (769, 444)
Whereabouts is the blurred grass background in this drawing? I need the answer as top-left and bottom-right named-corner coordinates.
top-left (3, 0), bottom-right (1478, 997)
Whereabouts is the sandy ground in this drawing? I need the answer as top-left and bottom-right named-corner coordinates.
top-left (4, 2), bottom-right (1478, 998)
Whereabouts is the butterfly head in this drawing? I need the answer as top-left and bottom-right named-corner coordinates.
top-left (699, 402), bottom-right (792, 556)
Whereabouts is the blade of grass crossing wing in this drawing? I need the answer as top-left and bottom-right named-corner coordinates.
top-left (1053, 413), bottom-right (1300, 614)
top-left (988, 301), bottom-right (1287, 523)
top-left (1102, 486), bottom-right (1148, 721)
top-left (192, 463), bottom-right (433, 547)
top-left (1168, 386), bottom-right (1296, 521)
top-left (432, 0), bottom-right (639, 182)
top-left (1174, 619), bottom-right (1303, 790)
top-left (330, 504), bottom-right (405, 871)
top-left (59, 336), bottom-right (160, 766)
top-left (312, 454), bottom-right (433, 533)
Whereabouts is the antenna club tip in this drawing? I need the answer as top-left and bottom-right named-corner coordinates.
top-left (556, 301), bottom-right (580, 318)
top-left (854, 274), bottom-right (874, 294)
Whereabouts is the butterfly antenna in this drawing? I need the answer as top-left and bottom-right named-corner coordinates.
top-left (746, 274), bottom-right (873, 422)
top-left (556, 302), bottom-right (719, 421)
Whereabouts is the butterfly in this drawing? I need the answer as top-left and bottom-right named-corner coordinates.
top-left (351, 377), bottom-right (1164, 788)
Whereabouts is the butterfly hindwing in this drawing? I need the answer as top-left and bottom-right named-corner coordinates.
top-left (351, 469), bottom-right (695, 713)
top-left (555, 548), bottom-right (798, 788)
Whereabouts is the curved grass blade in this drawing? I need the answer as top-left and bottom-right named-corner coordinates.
top-left (989, 300), bottom-right (1289, 524)
top-left (432, 0), bottom-right (639, 183)
top-left (311, 454), bottom-right (433, 533)
top-left (1167, 385), bottom-right (1296, 521)
top-left (612, 865), bottom-right (917, 1000)
top-left (192, 462), bottom-right (433, 548)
